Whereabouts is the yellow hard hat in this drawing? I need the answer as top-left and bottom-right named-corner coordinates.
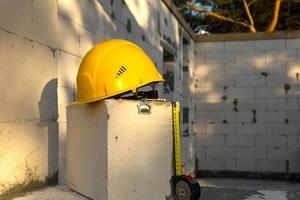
top-left (72, 39), bottom-right (164, 105)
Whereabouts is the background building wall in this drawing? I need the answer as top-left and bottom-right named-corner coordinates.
top-left (194, 37), bottom-right (300, 175)
top-left (0, 0), bottom-right (196, 196)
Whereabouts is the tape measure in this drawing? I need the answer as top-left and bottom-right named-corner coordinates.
top-left (173, 102), bottom-right (182, 176)
top-left (172, 102), bottom-right (201, 200)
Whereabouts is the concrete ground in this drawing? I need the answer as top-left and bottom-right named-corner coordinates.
top-left (11, 185), bottom-right (89, 200)
top-left (10, 178), bottom-right (300, 200)
top-left (198, 178), bottom-right (300, 200)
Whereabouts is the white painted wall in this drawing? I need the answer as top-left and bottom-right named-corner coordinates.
top-left (0, 0), bottom-right (196, 196)
top-left (195, 39), bottom-right (300, 174)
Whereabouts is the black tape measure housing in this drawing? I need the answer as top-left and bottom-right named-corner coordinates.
top-left (172, 175), bottom-right (201, 200)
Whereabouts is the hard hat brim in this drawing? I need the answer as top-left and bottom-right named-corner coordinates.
top-left (69, 79), bottom-right (164, 106)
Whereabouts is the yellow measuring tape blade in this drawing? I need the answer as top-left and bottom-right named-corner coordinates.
top-left (173, 102), bottom-right (182, 176)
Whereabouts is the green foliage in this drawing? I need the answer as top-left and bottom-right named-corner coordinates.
top-left (175, 0), bottom-right (300, 33)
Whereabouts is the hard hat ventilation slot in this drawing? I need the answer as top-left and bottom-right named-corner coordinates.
top-left (121, 66), bottom-right (127, 71)
top-left (116, 66), bottom-right (127, 77)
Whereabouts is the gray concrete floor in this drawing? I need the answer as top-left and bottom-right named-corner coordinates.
top-left (12, 185), bottom-right (89, 200)
top-left (198, 178), bottom-right (300, 200)
top-left (10, 178), bottom-right (300, 200)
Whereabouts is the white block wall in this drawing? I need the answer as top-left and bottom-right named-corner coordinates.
top-left (0, 0), bottom-right (196, 196)
top-left (0, 0), bottom-right (59, 196)
top-left (195, 39), bottom-right (300, 174)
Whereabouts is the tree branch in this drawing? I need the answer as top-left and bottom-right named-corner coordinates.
top-left (266, 0), bottom-right (281, 32)
top-left (248, 0), bottom-right (256, 7)
top-left (286, 20), bottom-right (300, 26)
top-left (243, 0), bottom-right (256, 32)
top-left (181, 1), bottom-right (252, 30)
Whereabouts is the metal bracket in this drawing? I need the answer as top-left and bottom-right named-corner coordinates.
top-left (137, 101), bottom-right (152, 115)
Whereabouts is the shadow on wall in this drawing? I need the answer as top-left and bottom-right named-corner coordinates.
top-left (37, 79), bottom-right (59, 184)
top-left (59, 0), bottom-right (177, 65)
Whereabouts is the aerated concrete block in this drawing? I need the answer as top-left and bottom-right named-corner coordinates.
top-left (225, 63), bottom-right (254, 75)
top-left (236, 159), bottom-right (256, 171)
top-left (196, 146), bottom-right (206, 159)
top-left (256, 111), bottom-right (286, 123)
top-left (237, 99), bottom-right (267, 111)
top-left (225, 135), bottom-right (255, 147)
top-left (206, 147), bottom-right (236, 159)
top-left (195, 63), bottom-right (225, 76)
top-left (268, 148), bottom-right (300, 160)
top-left (236, 123), bottom-right (266, 135)
top-left (58, 0), bottom-right (116, 40)
top-left (197, 134), bottom-right (225, 146)
top-left (225, 111), bottom-right (252, 123)
top-left (206, 74), bottom-right (236, 88)
top-left (198, 158), bottom-right (225, 170)
top-left (236, 75), bottom-right (266, 87)
top-left (0, 122), bottom-right (58, 195)
top-left (287, 38), bottom-right (300, 49)
top-left (255, 87), bottom-right (285, 98)
top-left (287, 136), bottom-right (300, 148)
top-left (266, 98), bottom-right (298, 111)
top-left (255, 159), bottom-right (286, 172)
top-left (205, 52), bottom-right (235, 64)
top-left (225, 159), bottom-right (236, 170)
top-left (289, 160), bottom-right (300, 173)
top-left (236, 147), bottom-right (267, 160)
top-left (57, 15), bottom-right (80, 56)
top-left (226, 87), bottom-right (254, 99)
top-left (57, 87), bottom-right (75, 123)
top-left (0, 29), bottom-right (57, 122)
top-left (57, 51), bottom-right (81, 88)
top-left (196, 42), bottom-right (225, 52)
top-left (256, 135), bottom-right (287, 148)
top-left (266, 50), bottom-right (297, 63)
top-left (254, 39), bottom-right (285, 50)
top-left (286, 111), bottom-right (300, 122)
top-left (266, 123), bottom-right (298, 135)
top-left (225, 41), bottom-right (254, 51)
top-left (254, 62), bottom-right (286, 74)
top-left (79, 27), bottom-right (104, 57)
top-left (235, 51), bottom-right (265, 64)
top-left (67, 99), bottom-right (174, 200)
top-left (266, 75), bottom-right (289, 86)
top-left (206, 123), bottom-right (235, 135)
top-left (0, 0), bottom-right (58, 47)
